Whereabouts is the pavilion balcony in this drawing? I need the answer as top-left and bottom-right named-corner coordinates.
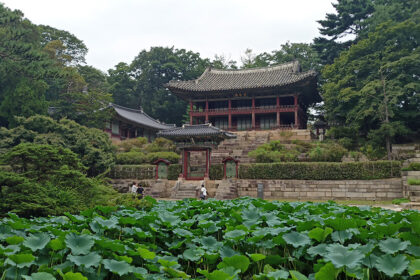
top-left (191, 105), bottom-right (297, 116)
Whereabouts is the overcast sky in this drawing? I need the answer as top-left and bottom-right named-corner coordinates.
top-left (2, 0), bottom-right (336, 72)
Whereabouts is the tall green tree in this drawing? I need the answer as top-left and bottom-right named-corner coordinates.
top-left (322, 18), bottom-right (420, 158)
top-left (130, 47), bottom-right (208, 125)
top-left (107, 62), bottom-right (137, 107)
top-left (0, 4), bottom-right (50, 127)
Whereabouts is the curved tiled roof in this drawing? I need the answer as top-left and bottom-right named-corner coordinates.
top-left (110, 103), bottom-right (175, 130)
top-left (157, 124), bottom-right (236, 139)
top-left (166, 61), bottom-right (316, 93)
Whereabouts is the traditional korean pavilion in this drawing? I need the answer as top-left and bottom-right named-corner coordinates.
top-left (105, 103), bottom-right (175, 142)
top-left (157, 124), bottom-right (236, 180)
top-left (166, 61), bottom-right (320, 131)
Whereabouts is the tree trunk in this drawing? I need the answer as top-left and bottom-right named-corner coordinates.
top-left (380, 69), bottom-right (392, 160)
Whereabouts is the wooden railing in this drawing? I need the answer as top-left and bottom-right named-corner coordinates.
top-left (192, 105), bottom-right (296, 113)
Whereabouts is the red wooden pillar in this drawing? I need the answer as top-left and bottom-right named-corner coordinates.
top-left (294, 94), bottom-right (299, 128)
top-left (276, 96), bottom-right (280, 127)
top-left (205, 148), bottom-right (210, 178)
top-left (189, 101), bottom-right (193, 125)
top-left (205, 100), bottom-right (209, 123)
top-left (228, 99), bottom-right (232, 130)
top-left (251, 98), bottom-right (255, 129)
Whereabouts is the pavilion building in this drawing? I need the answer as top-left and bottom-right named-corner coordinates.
top-left (105, 103), bottom-right (175, 142)
top-left (166, 61), bottom-right (320, 131)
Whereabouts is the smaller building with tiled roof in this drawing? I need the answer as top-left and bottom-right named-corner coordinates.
top-left (166, 61), bottom-right (320, 131)
top-left (158, 123), bottom-right (236, 141)
top-left (105, 103), bottom-right (175, 142)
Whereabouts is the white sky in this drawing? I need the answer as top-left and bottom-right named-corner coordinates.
top-left (2, 0), bottom-right (336, 72)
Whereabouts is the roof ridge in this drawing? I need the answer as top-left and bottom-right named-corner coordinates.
top-left (110, 103), bottom-right (143, 113)
top-left (208, 61), bottom-right (299, 74)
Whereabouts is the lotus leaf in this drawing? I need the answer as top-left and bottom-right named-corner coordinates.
top-left (378, 238), bottom-right (410, 254)
top-left (67, 252), bottom-right (102, 268)
top-left (375, 254), bottom-right (408, 277)
top-left (102, 259), bottom-right (132, 276)
top-left (65, 233), bottom-right (94, 255)
top-left (283, 231), bottom-right (311, 248)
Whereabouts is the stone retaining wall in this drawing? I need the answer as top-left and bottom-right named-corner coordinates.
top-left (237, 178), bottom-right (402, 200)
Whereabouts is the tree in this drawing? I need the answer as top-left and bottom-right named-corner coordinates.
top-left (322, 18), bottom-right (420, 158)
top-left (210, 54), bottom-right (237, 70)
top-left (108, 62), bottom-right (137, 107)
top-left (0, 4), bottom-right (50, 127)
top-left (38, 24), bottom-right (88, 66)
top-left (130, 47), bottom-right (208, 125)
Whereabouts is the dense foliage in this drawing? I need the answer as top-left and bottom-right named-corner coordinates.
top-left (0, 143), bottom-right (117, 217)
top-left (0, 198), bottom-right (419, 279)
top-left (0, 115), bottom-right (115, 177)
top-left (249, 140), bottom-right (348, 163)
top-left (239, 161), bottom-right (400, 180)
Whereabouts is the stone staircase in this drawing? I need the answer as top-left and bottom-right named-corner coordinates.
top-left (211, 129), bottom-right (311, 164)
top-left (215, 179), bottom-right (239, 199)
top-left (170, 180), bottom-right (202, 199)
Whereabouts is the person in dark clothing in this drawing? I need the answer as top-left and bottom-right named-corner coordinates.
top-left (137, 184), bottom-right (144, 199)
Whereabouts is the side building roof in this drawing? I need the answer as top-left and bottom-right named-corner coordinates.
top-left (166, 61), bottom-right (317, 99)
top-left (110, 103), bottom-right (175, 130)
top-left (157, 123), bottom-right (236, 140)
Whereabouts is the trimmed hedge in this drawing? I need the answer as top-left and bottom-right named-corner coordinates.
top-left (239, 161), bottom-right (401, 180)
top-left (401, 162), bottom-right (420, 171)
top-left (109, 165), bottom-right (155, 179)
top-left (168, 164), bottom-right (182, 180)
top-left (116, 151), bottom-right (180, 165)
top-left (209, 164), bottom-right (223, 180)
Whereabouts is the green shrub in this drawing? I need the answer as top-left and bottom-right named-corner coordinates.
top-left (168, 164), bottom-right (182, 180)
top-left (111, 194), bottom-right (157, 210)
top-left (145, 137), bottom-right (176, 153)
top-left (116, 151), bottom-right (147, 164)
top-left (116, 137), bottom-right (148, 152)
top-left (239, 161), bottom-right (401, 180)
top-left (145, 152), bottom-right (180, 164)
top-left (391, 198), bottom-right (410, 204)
top-left (209, 164), bottom-right (223, 180)
top-left (408, 178), bottom-right (420, 185)
top-left (401, 162), bottom-right (420, 171)
top-left (308, 143), bottom-right (348, 162)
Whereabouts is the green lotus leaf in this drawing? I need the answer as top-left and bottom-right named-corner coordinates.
top-left (408, 259), bottom-right (420, 276)
top-left (173, 228), bottom-right (193, 237)
top-left (102, 259), bottom-right (132, 276)
top-left (308, 227), bottom-right (333, 242)
top-left (114, 255), bottom-right (132, 264)
top-left (267, 270), bottom-right (289, 280)
top-left (198, 236), bottom-right (220, 251)
top-left (132, 267), bottom-right (148, 275)
top-left (23, 233), bottom-right (51, 252)
top-left (205, 252), bottom-right (220, 264)
top-left (307, 244), bottom-right (328, 257)
top-left (224, 230), bottom-right (246, 241)
top-left (325, 244), bottom-right (364, 269)
top-left (138, 247), bottom-right (156, 260)
top-left (183, 248), bottom-right (205, 262)
top-left (162, 266), bottom-right (190, 279)
top-left (375, 254), bottom-right (408, 277)
top-left (5, 236), bottom-right (24, 245)
top-left (331, 230), bottom-right (353, 244)
top-left (198, 268), bottom-right (235, 280)
top-left (219, 246), bottom-right (238, 259)
top-left (65, 233), bottom-right (94, 255)
top-left (95, 238), bottom-right (126, 254)
top-left (49, 238), bottom-right (66, 251)
top-left (283, 232), bottom-right (311, 248)
top-left (315, 262), bottom-right (337, 280)
top-left (158, 212), bottom-right (180, 226)
top-left (407, 246), bottom-right (420, 257)
top-left (63, 272), bottom-right (88, 280)
top-left (22, 272), bottom-right (56, 280)
top-left (67, 252), bottom-right (102, 268)
top-left (93, 217), bottom-right (119, 229)
top-left (218, 255), bottom-right (250, 273)
top-left (6, 253), bottom-right (36, 268)
top-left (248, 253), bottom-right (266, 262)
top-left (378, 238), bottom-right (410, 254)
top-left (289, 270), bottom-right (308, 280)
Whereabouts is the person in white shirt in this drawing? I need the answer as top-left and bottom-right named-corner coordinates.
top-left (131, 182), bottom-right (138, 195)
top-left (200, 184), bottom-right (207, 200)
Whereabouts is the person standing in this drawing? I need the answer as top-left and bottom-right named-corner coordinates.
top-left (131, 182), bottom-right (138, 196)
top-left (137, 183), bottom-right (144, 199)
top-left (200, 184), bottom-right (207, 200)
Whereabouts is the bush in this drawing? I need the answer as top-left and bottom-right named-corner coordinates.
top-left (239, 161), bottom-right (401, 180)
top-left (0, 115), bottom-right (115, 176)
top-left (145, 152), bottom-right (180, 164)
top-left (408, 178), bottom-right (420, 185)
top-left (209, 164), bottom-right (223, 180)
top-left (116, 137), bottom-right (148, 152)
top-left (401, 162), bottom-right (420, 171)
top-left (308, 143), bottom-right (348, 162)
top-left (116, 151), bottom-right (147, 164)
top-left (145, 137), bottom-right (176, 153)
top-left (168, 164), bottom-right (182, 180)
top-left (0, 143), bottom-right (118, 217)
top-left (110, 194), bottom-right (157, 210)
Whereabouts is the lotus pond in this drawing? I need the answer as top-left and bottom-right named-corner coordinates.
top-left (0, 197), bottom-right (419, 280)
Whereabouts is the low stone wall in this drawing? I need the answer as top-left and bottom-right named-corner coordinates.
top-left (109, 178), bottom-right (403, 201)
top-left (237, 178), bottom-right (402, 200)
